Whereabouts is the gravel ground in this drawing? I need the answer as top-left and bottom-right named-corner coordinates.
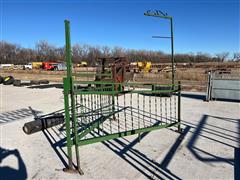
top-left (0, 84), bottom-right (239, 179)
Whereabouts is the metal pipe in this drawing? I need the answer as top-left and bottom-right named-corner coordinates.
top-left (178, 81), bottom-right (181, 132)
top-left (170, 18), bottom-right (175, 85)
top-left (64, 20), bottom-right (74, 171)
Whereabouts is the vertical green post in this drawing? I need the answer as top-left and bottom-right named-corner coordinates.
top-left (177, 81), bottom-right (181, 132)
top-left (65, 20), bottom-right (72, 79)
top-left (143, 11), bottom-right (175, 86)
top-left (111, 84), bottom-right (116, 120)
top-left (170, 18), bottom-right (175, 86)
top-left (63, 78), bottom-right (73, 170)
top-left (64, 20), bottom-right (83, 174)
top-left (64, 20), bottom-right (73, 171)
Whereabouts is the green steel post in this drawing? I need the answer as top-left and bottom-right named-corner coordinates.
top-left (177, 81), bottom-right (181, 132)
top-left (71, 87), bottom-right (83, 174)
top-left (63, 78), bottom-right (73, 170)
top-left (64, 20), bottom-right (74, 171)
top-left (170, 18), bottom-right (175, 86)
top-left (111, 84), bottom-right (115, 119)
top-left (65, 20), bottom-right (83, 174)
top-left (65, 20), bottom-right (72, 79)
top-left (144, 11), bottom-right (175, 86)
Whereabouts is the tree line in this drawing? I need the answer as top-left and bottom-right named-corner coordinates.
top-left (0, 41), bottom-right (239, 65)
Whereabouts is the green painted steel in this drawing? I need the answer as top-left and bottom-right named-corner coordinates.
top-left (74, 81), bottom-right (178, 86)
top-left (63, 19), bottom-right (181, 174)
top-left (178, 81), bottom-right (181, 132)
top-left (74, 72), bottom-right (112, 77)
top-left (64, 20), bottom-right (83, 174)
top-left (144, 10), bottom-right (175, 85)
top-left (78, 122), bottom-right (179, 146)
top-left (78, 107), bottom-right (128, 140)
top-left (74, 89), bottom-right (179, 95)
top-left (63, 77), bottom-right (73, 169)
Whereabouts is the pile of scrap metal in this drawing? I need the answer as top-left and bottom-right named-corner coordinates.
top-left (95, 57), bottom-right (129, 90)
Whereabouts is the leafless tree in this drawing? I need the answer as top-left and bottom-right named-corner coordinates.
top-left (233, 52), bottom-right (240, 61)
top-left (0, 40), bottom-right (232, 65)
top-left (216, 52), bottom-right (229, 62)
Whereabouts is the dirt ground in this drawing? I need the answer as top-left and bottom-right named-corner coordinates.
top-left (1, 65), bottom-right (239, 92)
top-left (0, 84), bottom-right (239, 179)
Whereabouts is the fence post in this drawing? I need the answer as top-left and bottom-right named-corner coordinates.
top-left (178, 81), bottom-right (181, 133)
top-left (64, 19), bottom-right (83, 174)
top-left (206, 71), bottom-right (212, 101)
top-left (63, 78), bottom-right (73, 171)
top-left (64, 20), bottom-right (74, 171)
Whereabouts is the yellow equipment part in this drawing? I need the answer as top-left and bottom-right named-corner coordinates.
top-left (77, 61), bottom-right (88, 67)
top-left (81, 61), bottom-right (87, 66)
top-left (136, 61), bottom-right (151, 73)
top-left (4, 77), bottom-right (10, 81)
top-left (32, 62), bottom-right (43, 69)
top-left (144, 62), bottom-right (151, 72)
top-left (137, 62), bottom-right (143, 68)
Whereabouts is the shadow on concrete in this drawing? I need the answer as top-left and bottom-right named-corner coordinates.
top-left (41, 116), bottom-right (188, 179)
top-left (0, 108), bottom-right (41, 125)
top-left (181, 92), bottom-right (240, 103)
top-left (78, 118), bottom-right (189, 179)
top-left (42, 128), bottom-right (69, 169)
top-left (0, 147), bottom-right (28, 180)
top-left (27, 84), bottom-right (63, 89)
top-left (99, 126), bottom-right (190, 179)
top-left (38, 109), bottom-right (240, 179)
top-left (184, 114), bottom-right (240, 179)
top-left (211, 98), bottom-right (240, 103)
top-left (181, 93), bottom-right (205, 100)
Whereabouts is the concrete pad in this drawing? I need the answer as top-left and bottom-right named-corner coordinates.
top-left (0, 85), bottom-right (239, 179)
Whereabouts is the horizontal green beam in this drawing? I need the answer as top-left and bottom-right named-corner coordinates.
top-left (78, 122), bottom-right (179, 146)
top-left (144, 13), bottom-right (172, 19)
top-left (74, 72), bottom-right (112, 77)
top-left (74, 89), bottom-right (179, 95)
top-left (74, 80), bottom-right (115, 85)
top-left (74, 81), bottom-right (179, 87)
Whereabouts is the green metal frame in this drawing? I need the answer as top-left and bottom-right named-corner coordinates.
top-left (63, 19), bottom-right (181, 174)
top-left (144, 10), bottom-right (175, 85)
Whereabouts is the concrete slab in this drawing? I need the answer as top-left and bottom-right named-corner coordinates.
top-left (0, 85), bottom-right (239, 179)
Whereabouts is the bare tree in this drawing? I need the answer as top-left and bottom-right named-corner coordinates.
top-left (101, 46), bottom-right (111, 57)
top-left (233, 52), bottom-right (240, 61)
top-left (0, 40), bottom-right (233, 65)
top-left (35, 40), bottom-right (58, 61)
top-left (216, 52), bottom-right (229, 62)
top-left (111, 47), bottom-right (125, 57)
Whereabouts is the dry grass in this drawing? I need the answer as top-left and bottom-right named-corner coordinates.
top-left (0, 66), bottom-right (238, 92)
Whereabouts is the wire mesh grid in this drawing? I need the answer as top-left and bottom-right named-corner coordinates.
top-left (73, 86), bottom-right (179, 141)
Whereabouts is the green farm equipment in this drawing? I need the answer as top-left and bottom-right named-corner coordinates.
top-left (63, 20), bottom-right (181, 174)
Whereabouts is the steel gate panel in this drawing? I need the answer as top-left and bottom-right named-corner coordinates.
top-left (212, 79), bottom-right (240, 100)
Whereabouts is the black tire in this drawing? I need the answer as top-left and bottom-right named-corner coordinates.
top-left (30, 80), bottom-right (40, 85)
top-left (13, 79), bottom-right (21, 87)
top-left (3, 76), bottom-right (14, 85)
top-left (39, 80), bottom-right (49, 84)
top-left (0, 76), bottom-right (3, 84)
